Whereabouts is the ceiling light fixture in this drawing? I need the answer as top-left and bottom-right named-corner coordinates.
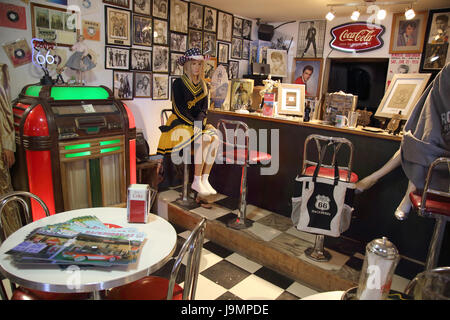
top-left (351, 9), bottom-right (360, 21)
top-left (326, 8), bottom-right (336, 21)
top-left (377, 8), bottom-right (387, 20)
top-left (405, 6), bottom-right (415, 20)
top-left (326, 1), bottom-right (417, 21)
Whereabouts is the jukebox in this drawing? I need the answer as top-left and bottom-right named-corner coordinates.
top-left (11, 84), bottom-right (137, 221)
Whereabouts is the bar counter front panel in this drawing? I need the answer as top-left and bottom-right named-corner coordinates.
top-left (207, 110), bottom-right (446, 267)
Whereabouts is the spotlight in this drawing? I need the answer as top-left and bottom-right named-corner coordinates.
top-left (326, 9), bottom-right (335, 21)
top-left (405, 8), bottom-right (415, 20)
top-left (377, 9), bottom-right (387, 20)
top-left (351, 10), bottom-right (360, 21)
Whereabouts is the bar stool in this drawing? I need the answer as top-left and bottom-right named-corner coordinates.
top-left (300, 134), bottom-right (358, 262)
top-left (409, 157), bottom-right (450, 270)
top-left (216, 119), bottom-right (272, 230)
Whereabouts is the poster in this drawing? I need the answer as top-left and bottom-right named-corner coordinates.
top-left (82, 20), bottom-right (100, 41)
top-left (386, 53), bottom-right (421, 90)
top-left (0, 3), bottom-right (27, 30)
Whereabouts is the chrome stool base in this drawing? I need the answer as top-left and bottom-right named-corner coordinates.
top-left (304, 247), bottom-right (332, 262)
top-left (174, 197), bottom-right (197, 208)
top-left (227, 217), bottom-right (253, 230)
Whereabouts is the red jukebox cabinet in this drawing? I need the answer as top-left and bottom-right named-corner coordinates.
top-left (11, 85), bottom-right (136, 221)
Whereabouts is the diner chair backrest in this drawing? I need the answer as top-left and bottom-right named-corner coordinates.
top-left (168, 217), bottom-right (206, 300)
top-left (161, 108), bottom-right (172, 127)
top-left (217, 119), bottom-right (250, 165)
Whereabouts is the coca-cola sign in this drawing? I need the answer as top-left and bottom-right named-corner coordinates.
top-left (329, 22), bottom-right (385, 53)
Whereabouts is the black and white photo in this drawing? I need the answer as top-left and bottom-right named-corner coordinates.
top-left (218, 42), bottom-right (229, 64)
top-left (188, 29), bottom-right (202, 50)
top-left (217, 11), bottom-right (233, 42)
top-left (203, 57), bottom-right (217, 81)
top-left (153, 18), bottom-right (168, 45)
top-left (170, 32), bottom-right (187, 52)
top-left (133, 0), bottom-right (151, 16)
top-left (242, 19), bottom-right (252, 40)
top-left (170, 53), bottom-right (183, 76)
top-left (170, 0), bottom-right (188, 34)
top-left (189, 2), bottom-right (203, 30)
top-left (105, 46), bottom-right (130, 70)
top-left (134, 71), bottom-right (152, 97)
top-left (133, 15), bottom-right (152, 46)
top-left (229, 60), bottom-right (239, 79)
top-left (297, 20), bottom-right (326, 58)
top-left (152, 0), bottom-right (167, 19)
top-left (130, 48), bottom-right (151, 71)
top-left (203, 6), bottom-right (217, 32)
top-left (231, 37), bottom-right (242, 59)
top-left (203, 32), bottom-right (217, 56)
top-left (152, 45), bottom-right (169, 73)
top-left (104, 0), bottom-right (130, 9)
top-left (113, 70), bottom-right (133, 100)
top-left (233, 17), bottom-right (243, 38)
top-left (242, 39), bottom-right (250, 60)
top-left (105, 6), bottom-right (132, 46)
top-left (153, 73), bottom-right (169, 100)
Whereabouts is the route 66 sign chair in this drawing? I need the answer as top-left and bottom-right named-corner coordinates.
top-left (291, 134), bottom-right (358, 262)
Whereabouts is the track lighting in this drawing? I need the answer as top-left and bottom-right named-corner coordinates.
top-left (405, 7), bottom-right (415, 20)
top-left (377, 8), bottom-right (387, 20)
top-left (351, 9), bottom-right (360, 21)
top-left (326, 8), bottom-right (335, 21)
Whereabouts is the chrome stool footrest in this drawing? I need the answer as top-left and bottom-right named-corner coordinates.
top-left (304, 234), bottom-right (332, 262)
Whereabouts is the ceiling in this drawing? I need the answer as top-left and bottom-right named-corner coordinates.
top-left (192, 0), bottom-right (449, 22)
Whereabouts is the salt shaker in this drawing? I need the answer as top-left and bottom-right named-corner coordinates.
top-left (356, 237), bottom-right (400, 300)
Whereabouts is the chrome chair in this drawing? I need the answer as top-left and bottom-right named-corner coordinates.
top-left (404, 266), bottom-right (450, 300)
top-left (409, 157), bottom-right (450, 270)
top-left (106, 218), bottom-right (207, 300)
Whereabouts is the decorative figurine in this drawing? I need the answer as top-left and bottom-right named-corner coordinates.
top-left (64, 35), bottom-right (96, 85)
top-left (304, 100), bottom-right (311, 122)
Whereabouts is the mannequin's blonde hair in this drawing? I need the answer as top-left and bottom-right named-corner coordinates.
top-left (183, 60), bottom-right (208, 97)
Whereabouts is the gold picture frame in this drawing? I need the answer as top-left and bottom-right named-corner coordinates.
top-left (229, 79), bottom-right (254, 111)
top-left (276, 83), bottom-right (305, 116)
top-left (389, 11), bottom-right (428, 54)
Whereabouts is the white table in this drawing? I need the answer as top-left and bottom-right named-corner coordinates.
top-left (0, 207), bottom-right (177, 298)
top-left (301, 291), bottom-right (345, 300)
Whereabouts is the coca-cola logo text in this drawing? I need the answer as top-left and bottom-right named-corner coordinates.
top-left (330, 22), bottom-right (385, 53)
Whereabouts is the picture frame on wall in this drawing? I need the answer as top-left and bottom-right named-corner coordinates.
top-left (170, 52), bottom-right (184, 76)
top-left (292, 58), bottom-right (323, 98)
top-left (267, 48), bottom-right (287, 77)
top-left (203, 57), bottom-right (217, 81)
top-left (231, 37), bottom-right (243, 59)
top-left (170, 0), bottom-right (188, 34)
top-left (242, 39), bottom-right (250, 60)
top-left (296, 20), bottom-right (326, 58)
top-left (389, 11), bottom-right (428, 54)
top-left (233, 17), bottom-right (243, 38)
top-left (130, 48), bottom-right (151, 71)
top-left (152, 45), bottom-right (169, 73)
top-left (153, 73), bottom-right (169, 100)
top-left (104, 0), bottom-right (130, 9)
top-left (113, 70), bottom-right (134, 100)
top-left (133, 15), bottom-right (152, 47)
top-left (375, 73), bottom-right (431, 120)
top-left (188, 29), bottom-right (203, 50)
top-left (229, 79), bottom-right (254, 110)
top-left (133, 0), bottom-right (151, 16)
top-left (203, 32), bottom-right (217, 56)
top-left (203, 6), bottom-right (217, 33)
top-left (105, 5), bottom-right (132, 47)
top-left (170, 32), bottom-right (187, 53)
top-left (217, 42), bottom-right (230, 64)
top-left (153, 18), bottom-right (168, 45)
top-left (276, 83), bottom-right (305, 116)
top-left (152, 0), bottom-right (168, 19)
top-left (189, 2), bottom-right (203, 30)
top-left (229, 60), bottom-right (239, 79)
top-left (242, 19), bottom-right (252, 40)
top-left (420, 8), bottom-right (450, 71)
top-left (134, 71), bottom-right (152, 98)
top-left (105, 46), bottom-right (130, 70)
top-left (217, 11), bottom-right (233, 42)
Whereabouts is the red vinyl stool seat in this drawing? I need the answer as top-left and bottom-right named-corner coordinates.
top-left (222, 149), bottom-right (272, 164)
top-left (106, 276), bottom-right (183, 300)
top-left (304, 166), bottom-right (359, 183)
top-left (409, 191), bottom-right (450, 217)
top-left (12, 287), bottom-right (90, 300)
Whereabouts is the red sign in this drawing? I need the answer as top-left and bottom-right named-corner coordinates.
top-left (329, 22), bottom-right (385, 53)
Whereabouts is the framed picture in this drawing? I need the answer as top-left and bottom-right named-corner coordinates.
top-left (219, 63), bottom-right (229, 80)
top-left (203, 32), bottom-right (217, 56)
top-left (389, 11), bottom-right (428, 54)
top-left (105, 6), bottom-right (132, 47)
top-left (242, 39), bottom-right (250, 60)
top-left (231, 38), bottom-right (243, 59)
top-left (170, 32), bottom-right (187, 53)
top-left (296, 20), bottom-right (326, 58)
top-left (203, 57), bottom-right (217, 81)
top-left (152, 0), bottom-right (168, 19)
top-left (170, 52), bottom-right (184, 76)
top-left (152, 45), bottom-right (169, 73)
top-left (153, 73), bottom-right (169, 100)
top-left (133, 0), bottom-right (151, 15)
top-left (82, 20), bottom-right (101, 41)
top-left (233, 17), bottom-right (243, 38)
top-left (134, 71), bottom-right (152, 98)
top-left (105, 46), bottom-right (130, 70)
top-left (267, 48), bottom-right (287, 77)
top-left (153, 18), bottom-right (168, 45)
top-left (217, 42), bottom-right (230, 64)
top-left (189, 2), bottom-right (203, 30)
top-left (217, 11), bottom-right (233, 42)
top-left (133, 15), bottom-right (152, 46)
top-left (276, 83), bottom-right (305, 116)
top-left (130, 48), bottom-right (151, 71)
top-left (203, 6), bottom-right (217, 32)
top-left (170, 0), bottom-right (188, 34)
top-left (292, 58), bottom-right (323, 98)
top-left (30, 3), bottom-right (79, 47)
top-left (104, 0), bottom-right (130, 9)
top-left (375, 73), bottom-right (431, 120)
top-left (229, 60), bottom-right (239, 79)
top-left (229, 79), bottom-right (254, 110)
top-left (385, 53), bottom-right (422, 90)
top-left (113, 70), bottom-right (134, 100)
top-left (2, 39), bottom-right (32, 68)
top-left (420, 8), bottom-right (450, 71)
top-left (242, 19), bottom-right (252, 40)
top-left (188, 29), bottom-right (203, 50)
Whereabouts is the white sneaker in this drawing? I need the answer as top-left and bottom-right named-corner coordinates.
top-left (191, 177), bottom-right (211, 196)
top-left (202, 174), bottom-right (217, 195)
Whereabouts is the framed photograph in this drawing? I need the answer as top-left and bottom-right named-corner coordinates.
top-left (105, 46), bottom-right (130, 70)
top-left (152, 45), bottom-right (169, 73)
top-left (153, 73), bottom-right (169, 100)
top-left (229, 79), bottom-right (254, 110)
top-left (189, 2), bottom-right (203, 30)
top-left (133, 0), bottom-right (151, 15)
top-left (82, 20), bottom-right (101, 41)
top-left (231, 38), bottom-right (243, 59)
top-left (420, 8), bottom-right (450, 71)
top-left (375, 73), bottom-right (431, 120)
top-left (134, 71), bottom-right (152, 98)
top-left (242, 19), bottom-right (252, 40)
top-left (130, 48), bottom-right (151, 71)
top-left (203, 6), bottom-right (217, 32)
top-left (188, 29), bottom-right (203, 50)
top-left (2, 38), bottom-right (32, 68)
top-left (30, 3), bottom-right (79, 47)
top-left (133, 15), bottom-right (152, 46)
top-left (242, 39), bottom-right (250, 60)
top-left (219, 63), bottom-right (229, 80)
top-left (170, 53), bottom-right (184, 76)
top-left (267, 49), bottom-right (288, 77)
top-left (389, 11), bottom-right (428, 54)
top-left (104, 0), bottom-right (130, 9)
top-left (152, 0), bottom-right (168, 19)
top-left (292, 58), bottom-right (323, 98)
top-left (203, 32), bottom-right (217, 56)
top-left (229, 60), bottom-right (239, 79)
top-left (217, 42), bottom-right (230, 64)
top-left (113, 70), bottom-right (134, 100)
top-left (276, 83), bottom-right (305, 116)
top-left (203, 57), bottom-right (217, 81)
top-left (153, 18), bottom-right (168, 45)
top-left (105, 5), bottom-right (132, 47)
top-left (217, 11), bottom-right (233, 42)
top-left (296, 20), bottom-right (326, 58)
top-left (170, 0), bottom-right (188, 34)
top-left (170, 32), bottom-right (187, 53)
top-left (233, 17), bottom-right (243, 38)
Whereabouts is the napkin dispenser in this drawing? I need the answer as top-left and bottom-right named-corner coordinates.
top-left (127, 184), bottom-right (151, 223)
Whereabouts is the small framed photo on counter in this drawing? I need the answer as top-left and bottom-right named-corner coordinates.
top-left (276, 83), bottom-right (305, 117)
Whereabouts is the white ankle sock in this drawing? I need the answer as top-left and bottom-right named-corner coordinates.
top-left (201, 174), bottom-right (217, 195)
top-left (191, 175), bottom-right (210, 195)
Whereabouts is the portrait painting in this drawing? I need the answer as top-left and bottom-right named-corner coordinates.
top-left (113, 70), bottom-right (134, 100)
top-left (170, 0), bottom-right (188, 34)
top-left (203, 57), bottom-right (217, 81)
top-left (133, 15), bottom-right (152, 46)
top-left (389, 11), bottom-right (427, 54)
top-left (267, 49), bottom-right (287, 77)
top-left (134, 71), bottom-right (152, 98)
top-left (292, 58), bottom-right (323, 98)
top-left (229, 79), bottom-right (254, 110)
top-left (152, 0), bottom-right (168, 19)
top-left (189, 2), bottom-right (203, 30)
top-left (217, 11), bottom-right (233, 42)
top-left (203, 6), bottom-right (217, 32)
